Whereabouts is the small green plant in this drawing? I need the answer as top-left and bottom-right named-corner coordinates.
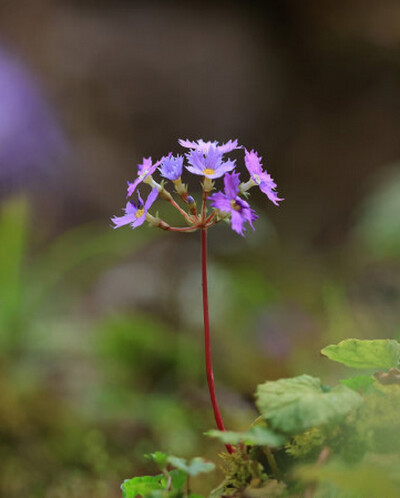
top-left (121, 452), bottom-right (215, 498)
top-left (112, 138), bottom-right (283, 455)
top-left (112, 140), bottom-right (400, 497)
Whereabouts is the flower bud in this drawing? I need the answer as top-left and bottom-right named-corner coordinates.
top-left (187, 195), bottom-right (197, 215)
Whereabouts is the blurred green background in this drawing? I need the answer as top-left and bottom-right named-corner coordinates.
top-left (0, 1), bottom-right (399, 496)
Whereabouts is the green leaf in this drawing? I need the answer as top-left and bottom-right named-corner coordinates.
top-left (321, 339), bottom-right (400, 370)
top-left (146, 492), bottom-right (164, 498)
top-left (339, 375), bottom-right (375, 393)
top-left (146, 451), bottom-right (169, 468)
top-left (205, 426), bottom-right (286, 447)
top-left (160, 469), bottom-right (187, 491)
top-left (167, 456), bottom-right (215, 477)
top-left (296, 461), bottom-right (400, 498)
top-left (0, 197), bottom-right (29, 342)
top-left (170, 469), bottom-right (187, 491)
top-left (121, 475), bottom-right (163, 498)
top-left (256, 375), bottom-right (363, 435)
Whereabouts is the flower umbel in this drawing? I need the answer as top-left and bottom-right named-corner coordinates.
top-left (112, 138), bottom-right (283, 455)
top-left (113, 138), bottom-right (282, 235)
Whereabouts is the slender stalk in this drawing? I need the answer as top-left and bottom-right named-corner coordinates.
top-left (201, 190), bottom-right (207, 225)
top-left (167, 226), bottom-right (197, 232)
top-left (201, 228), bottom-right (234, 454)
top-left (205, 211), bottom-right (216, 225)
top-left (169, 198), bottom-right (194, 224)
top-left (264, 446), bottom-right (280, 480)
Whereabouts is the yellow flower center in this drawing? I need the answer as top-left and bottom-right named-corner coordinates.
top-left (230, 200), bottom-right (241, 211)
top-left (135, 208), bottom-right (145, 218)
top-left (203, 168), bottom-right (215, 176)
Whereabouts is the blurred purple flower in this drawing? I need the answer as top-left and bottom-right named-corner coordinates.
top-left (179, 138), bottom-right (239, 154)
top-left (185, 145), bottom-right (236, 179)
top-left (127, 157), bottom-right (161, 197)
top-left (159, 154), bottom-right (184, 181)
top-left (112, 188), bottom-right (158, 229)
top-left (210, 172), bottom-right (257, 236)
top-left (244, 149), bottom-right (283, 206)
top-left (0, 47), bottom-right (66, 190)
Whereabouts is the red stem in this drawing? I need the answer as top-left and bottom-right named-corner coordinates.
top-left (167, 226), bottom-right (197, 232)
top-left (169, 198), bottom-right (193, 224)
top-left (201, 228), bottom-right (234, 454)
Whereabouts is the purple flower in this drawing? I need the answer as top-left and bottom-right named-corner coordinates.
top-left (210, 172), bottom-right (257, 236)
top-left (159, 153), bottom-right (184, 181)
top-left (127, 157), bottom-right (160, 198)
top-left (179, 138), bottom-right (239, 154)
top-left (185, 145), bottom-right (236, 179)
top-left (112, 188), bottom-right (158, 229)
top-left (244, 149), bottom-right (283, 206)
top-left (0, 47), bottom-right (67, 191)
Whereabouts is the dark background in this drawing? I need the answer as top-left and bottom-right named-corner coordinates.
top-left (0, 1), bottom-right (399, 496)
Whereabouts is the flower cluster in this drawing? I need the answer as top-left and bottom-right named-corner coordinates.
top-left (112, 139), bottom-right (283, 236)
